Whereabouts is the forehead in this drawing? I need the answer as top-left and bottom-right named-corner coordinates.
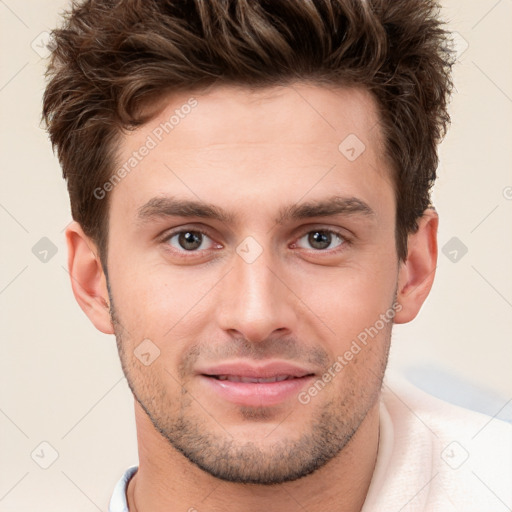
top-left (111, 83), bottom-right (393, 222)
top-left (131, 83), bottom-right (385, 154)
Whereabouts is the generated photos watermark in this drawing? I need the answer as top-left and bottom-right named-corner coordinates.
top-left (298, 301), bottom-right (402, 405)
top-left (93, 97), bottom-right (198, 200)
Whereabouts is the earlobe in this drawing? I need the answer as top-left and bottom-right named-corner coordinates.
top-left (66, 221), bottom-right (114, 334)
top-left (394, 209), bottom-right (438, 324)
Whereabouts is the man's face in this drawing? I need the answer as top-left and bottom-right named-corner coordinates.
top-left (106, 83), bottom-right (400, 484)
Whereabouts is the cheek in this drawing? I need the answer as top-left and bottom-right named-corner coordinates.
top-left (108, 258), bottom-right (220, 342)
top-left (292, 260), bottom-right (398, 345)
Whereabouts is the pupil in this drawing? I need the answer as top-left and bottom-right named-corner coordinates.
top-left (309, 231), bottom-right (331, 250)
top-left (179, 231), bottom-right (202, 250)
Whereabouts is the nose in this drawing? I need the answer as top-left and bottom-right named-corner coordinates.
top-left (215, 246), bottom-right (298, 343)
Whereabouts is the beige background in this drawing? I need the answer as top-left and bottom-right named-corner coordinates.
top-left (1, 0), bottom-right (511, 510)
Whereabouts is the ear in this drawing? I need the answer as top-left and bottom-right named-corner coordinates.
top-left (394, 209), bottom-right (438, 324)
top-left (65, 221), bottom-right (114, 334)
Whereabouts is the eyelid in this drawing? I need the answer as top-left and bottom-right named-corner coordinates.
top-left (293, 225), bottom-right (352, 241)
top-left (291, 227), bottom-right (351, 252)
top-left (159, 225), bottom-right (223, 251)
top-left (157, 223), bottom-right (352, 260)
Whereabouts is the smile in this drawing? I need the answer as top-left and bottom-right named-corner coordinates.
top-left (211, 375), bottom-right (301, 383)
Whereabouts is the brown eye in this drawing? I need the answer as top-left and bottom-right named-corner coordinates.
top-left (309, 231), bottom-right (331, 249)
top-left (297, 230), bottom-right (344, 251)
top-left (178, 231), bottom-right (203, 250)
top-left (167, 230), bottom-right (212, 251)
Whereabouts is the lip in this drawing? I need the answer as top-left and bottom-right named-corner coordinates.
top-left (197, 361), bottom-right (316, 407)
top-left (198, 361), bottom-right (315, 379)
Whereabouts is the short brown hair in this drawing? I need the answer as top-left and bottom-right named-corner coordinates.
top-left (43, 0), bottom-right (454, 263)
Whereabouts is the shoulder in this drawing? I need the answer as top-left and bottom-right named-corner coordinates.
top-left (380, 373), bottom-right (512, 511)
top-left (109, 466), bottom-right (138, 512)
top-left (382, 372), bottom-right (512, 440)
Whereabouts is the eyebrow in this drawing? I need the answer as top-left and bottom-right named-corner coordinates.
top-left (137, 196), bottom-right (235, 224)
top-left (136, 195), bottom-right (375, 226)
top-left (275, 196), bottom-right (375, 224)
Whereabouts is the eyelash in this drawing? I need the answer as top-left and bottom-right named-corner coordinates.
top-left (292, 229), bottom-right (348, 252)
top-left (161, 228), bottom-right (220, 258)
top-left (160, 227), bottom-right (351, 257)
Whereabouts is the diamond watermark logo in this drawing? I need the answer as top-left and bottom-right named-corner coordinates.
top-left (134, 338), bottom-right (161, 366)
top-left (441, 441), bottom-right (469, 469)
top-left (236, 236), bottom-right (263, 264)
top-left (31, 441), bottom-right (59, 469)
top-left (338, 134), bottom-right (366, 162)
top-left (451, 31), bottom-right (469, 60)
top-left (32, 237), bottom-right (58, 263)
top-left (31, 31), bottom-right (55, 59)
top-left (442, 236), bottom-right (468, 263)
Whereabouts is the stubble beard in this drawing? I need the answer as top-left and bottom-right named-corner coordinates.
top-left (109, 293), bottom-right (390, 485)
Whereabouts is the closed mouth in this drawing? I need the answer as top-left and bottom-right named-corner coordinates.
top-left (205, 374), bottom-right (314, 383)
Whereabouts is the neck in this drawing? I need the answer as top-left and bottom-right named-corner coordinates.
top-left (126, 399), bottom-right (381, 512)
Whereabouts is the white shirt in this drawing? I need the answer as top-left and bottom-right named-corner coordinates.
top-left (109, 375), bottom-right (512, 511)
